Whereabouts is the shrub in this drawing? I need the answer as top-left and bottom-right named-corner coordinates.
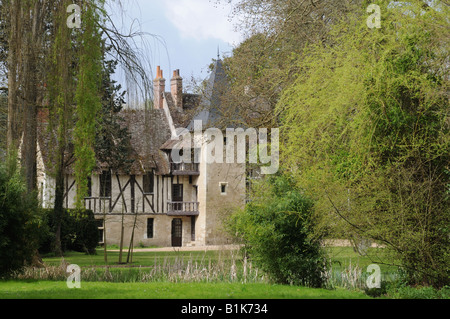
top-left (227, 175), bottom-right (327, 288)
top-left (0, 153), bottom-right (41, 277)
top-left (39, 208), bottom-right (99, 255)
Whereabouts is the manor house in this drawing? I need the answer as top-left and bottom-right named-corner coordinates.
top-left (37, 58), bottom-right (247, 247)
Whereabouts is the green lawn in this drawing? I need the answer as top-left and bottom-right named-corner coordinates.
top-left (324, 246), bottom-right (398, 272)
top-left (42, 246), bottom-right (399, 271)
top-left (0, 281), bottom-right (370, 299)
top-left (42, 248), bottom-right (225, 268)
top-left (1, 246), bottom-right (403, 299)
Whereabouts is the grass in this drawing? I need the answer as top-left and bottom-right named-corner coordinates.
top-left (20, 248), bottom-right (265, 284)
top-left (41, 248), bottom-right (227, 268)
top-left (38, 247), bottom-right (396, 287)
top-left (7, 245), bottom-right (445, 299)
top-left (0, 281), bottom-right (371, 299)
top-left (323, 246), bottom-right (401, 290)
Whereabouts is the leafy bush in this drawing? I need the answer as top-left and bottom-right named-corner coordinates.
top-left (39, 208), bottom-right (99, 255)
top-left (227, 175), bottom-right (327, 288)
top-left (0, 154), bottom-right (41, 277)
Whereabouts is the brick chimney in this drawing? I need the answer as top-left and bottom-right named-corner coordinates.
top-left (153, 66), bottom-right (165, 109)
top-left (171, 69), bottom-right (183, 109)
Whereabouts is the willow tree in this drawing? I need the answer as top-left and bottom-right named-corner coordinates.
top-left (73, 1), bottom-right (104, 209)
top-left (47, 0), bottom-right (105, 254)
top-left (47, 0), bottom-right (74, 255)
top-left (277, 1), bottom-right (449, 287)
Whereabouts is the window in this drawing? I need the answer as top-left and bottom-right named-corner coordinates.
top-left (191, 216), bottom-right (196, 241)
top-left (147, 218), bottom-right (154, 239)
top-left (143, 172), bottom-right (154, 194)
top-left (96, 219), bottom-right (104, 243)
top-left (99, 171), bottom-right (111, 198)
top-left (220, 182), bottom-right (228, 195)
top-left (172, 184), bottom-right (183, 202)
top-left (87, 176), bottom-right (92, 197)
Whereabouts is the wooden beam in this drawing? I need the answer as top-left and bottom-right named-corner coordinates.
top-left (135, 178), bottom-right (156, 214)
top-left (111, 175), bottom-right (130, 212)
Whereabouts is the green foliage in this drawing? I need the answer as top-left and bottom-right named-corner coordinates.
top-left (0, 152), bottom-right (40, 277)
top-left (73, 1), bottom-right (105, 208)
top-left (277, 1), bottom-right (449, 288)
top-left (386, 285), bottom-right (450, 299)
top-left (38, 208), bottom-right (99, 255)
top-left (95, 56), bottom-right (133, 172)
top-left (227, 175), bottom-right (327, 287)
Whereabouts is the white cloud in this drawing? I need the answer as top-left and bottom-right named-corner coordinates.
top-left (162, 0), bottom-right (242, 45)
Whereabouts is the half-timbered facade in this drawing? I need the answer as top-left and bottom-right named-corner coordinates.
top-left (37, 59), bottom-right (246, 247)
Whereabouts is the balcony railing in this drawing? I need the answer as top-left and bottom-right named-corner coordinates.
top-left (167, 201), bottom-right (199, 216)
top-left (84, 197), bottom-right (112, 213)
top-left (170, 162), bottom-right (200, 175)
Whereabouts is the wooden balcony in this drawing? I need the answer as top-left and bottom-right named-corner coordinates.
top-left (170, 162), bottom-right (200, 176)
top-left (167, 201), bottom-right (199, 216)
top-left (84, 197), bottom-right (112, 214)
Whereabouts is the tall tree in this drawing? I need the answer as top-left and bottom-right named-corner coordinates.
top-left (6, 0), bottom-right (21, 151)
top-left (218, 0), bottom-right (364, 129)
top-left (46, 0), bottom-right (75, 255)
top-left (73, 0), bottom-right (104, 209)
top-left (277, 1), bottom-right (449, 287)
top-left (4, 0), bottom-right (48, 193)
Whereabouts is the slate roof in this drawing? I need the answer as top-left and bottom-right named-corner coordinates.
top-left (186, 59), bottom-right (230, 131)
top-left (38, 108), bottom-right (173, 176)
top-left (164, 92), bottom-right (201, 129)
top-left (119, 109), bottom-right (171, 175)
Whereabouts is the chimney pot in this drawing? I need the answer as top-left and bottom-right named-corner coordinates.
top-left (154, 66), bottom-right (165, 109)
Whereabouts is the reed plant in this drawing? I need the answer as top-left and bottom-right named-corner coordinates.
top-left (13, 250), bottom-right (266, 284)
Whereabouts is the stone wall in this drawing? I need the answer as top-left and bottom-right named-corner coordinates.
top-left (96, 214), bottom-right (194, 248)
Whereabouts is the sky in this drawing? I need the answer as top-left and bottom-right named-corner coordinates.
top-left (108, 0), bottom-right (244, 89)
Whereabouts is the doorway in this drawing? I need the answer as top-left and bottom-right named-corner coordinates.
top-left (172, 184), bottom-right (183, 211)
top-left (171, 218), bottom-right (182, 247)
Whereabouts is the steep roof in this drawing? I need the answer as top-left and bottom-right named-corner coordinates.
top-left (164, 92), bottom-right (201, 129)
top-left (186, 59), bottom-right (229, 131)
top-left (37, 108), bottom-right (173, 176)
top-left (118, 109), bottom-right (171, 175)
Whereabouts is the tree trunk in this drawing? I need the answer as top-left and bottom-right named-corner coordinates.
top-left (21, 40), bottom-right (38, 193)
top-left (103, 205), bottom-right (108, 264)
top-left (53, 150), bottom-right (65, 256)
top-left (116, 174), bottom-right (128, 264)
top-left (8, 0), bottom-right (45, 193)
top-left (126, 212), bottom-right (138, 264)
top-left (7, 0), bottom-right (21, 151)
top-left (49, 0), bottom-right (71, 256)
top-left (21, 0), bottom-right (45, 193)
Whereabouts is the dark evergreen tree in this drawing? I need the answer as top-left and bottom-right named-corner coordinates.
top-left (95, 54), bottom-right (133, 173)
